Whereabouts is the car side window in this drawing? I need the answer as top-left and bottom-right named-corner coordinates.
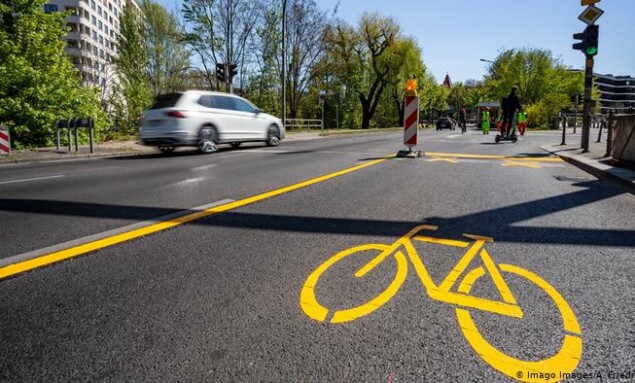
top-left (210, 96), bottom-right (236, 111)
top-left (198, 95), bottom-right (213, 108)
top-left (233, 98), bottom-right (256, 113)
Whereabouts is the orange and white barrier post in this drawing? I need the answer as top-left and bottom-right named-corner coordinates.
top-left (0, 126), bottom-right (10, 156)
top-left (403, 78), bottom-right (419, 150)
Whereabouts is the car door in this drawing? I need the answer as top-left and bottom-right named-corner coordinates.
top-left (231, 98), bottom-right (270, 140)
top-left (204, 95), bottom-right (247, 142)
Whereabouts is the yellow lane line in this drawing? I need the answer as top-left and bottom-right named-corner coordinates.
top-left (0, 156), bottom-right (393, 280)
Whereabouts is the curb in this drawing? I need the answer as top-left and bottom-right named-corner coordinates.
top-left (0, 150), bottom-right (151, 166)
top-left (541, 145), bottom-right (635, 191)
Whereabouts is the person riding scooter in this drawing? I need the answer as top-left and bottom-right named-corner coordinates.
top-left (500, 86), bottom-right (522, 138)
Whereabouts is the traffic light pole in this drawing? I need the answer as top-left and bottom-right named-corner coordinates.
top-left (581, 56), bottom-right (594, 152)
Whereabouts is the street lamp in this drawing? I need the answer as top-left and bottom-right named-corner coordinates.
top-left (480, 58), bottom-right (495, 64)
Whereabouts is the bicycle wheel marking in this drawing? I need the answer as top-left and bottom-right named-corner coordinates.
top-left (300, 226), bottom-right (583, 382)
top-left (300, 244), bottom-right (407, 323)
top-left (456, 264), bottom-right (582, 382)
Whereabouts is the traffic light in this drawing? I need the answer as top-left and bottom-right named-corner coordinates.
top-left (572, 29), bottom-right (587, 53)
top-left (572, 25), bottom-right (599, 57)
top-left (216, 63), bottom-right (226, 82)
top-left (228, 64), bottom-right (238, 81)
top-left (585, 25), bottom-right (599, 56)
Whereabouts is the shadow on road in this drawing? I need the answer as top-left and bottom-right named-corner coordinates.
top-left (0, 179), bottom-right (633, 248)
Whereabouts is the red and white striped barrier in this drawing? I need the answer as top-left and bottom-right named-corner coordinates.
top-left (0, 127), bottom-right (10, 156)
top-left (403, 96), bottom-right (419, 148)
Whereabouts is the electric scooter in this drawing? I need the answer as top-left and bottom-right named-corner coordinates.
top-left (495, 114), bottom-right (518, 143)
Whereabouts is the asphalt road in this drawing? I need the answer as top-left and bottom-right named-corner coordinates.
top-left (1, 129), bottom-right (634, 382)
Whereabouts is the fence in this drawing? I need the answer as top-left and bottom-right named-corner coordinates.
top-left (284, 118), bottom-right (323, 130)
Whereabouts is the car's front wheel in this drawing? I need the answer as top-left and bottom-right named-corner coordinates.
top-left (198, 126), bottom-right (219, 154)
top-left (158, 146), bottom-right (175, 154)
top-left (266, 125), bottom-right (281, 147)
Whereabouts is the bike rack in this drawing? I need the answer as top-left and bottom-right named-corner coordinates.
top-left (55, 117), bottom-right (94, 153)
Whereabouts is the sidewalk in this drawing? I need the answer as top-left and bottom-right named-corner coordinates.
top-left (540, 128), bottom-right (635, 191)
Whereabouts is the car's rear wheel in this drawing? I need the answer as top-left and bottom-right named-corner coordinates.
top-left (158, 146), bottom-right (175, 154)
top-left (267, 125), bottom-right (280, 147)
top-left (198, 126), bottom-right (219, 154)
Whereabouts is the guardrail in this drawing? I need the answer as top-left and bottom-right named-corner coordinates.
top-left (284, 118), bottom-right (323, 130)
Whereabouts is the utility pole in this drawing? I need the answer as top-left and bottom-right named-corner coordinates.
top-left (582, 62), bottom-right (593, 151)
top-left (281, 0), bottom-right (287, 127)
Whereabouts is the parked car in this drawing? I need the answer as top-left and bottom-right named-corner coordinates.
top-left (436, 117), bottom-right (456, 131)
top-left (139, 91), bottom-right (285, 154)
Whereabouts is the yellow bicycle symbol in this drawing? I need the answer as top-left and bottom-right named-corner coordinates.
top-left (300, 225), bottom-right (582, 382)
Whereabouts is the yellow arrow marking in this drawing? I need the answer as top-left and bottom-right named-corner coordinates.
top-left (428, 156), bottom-right (459, 163)
top-left (501, 160), bottom-right (541, 168)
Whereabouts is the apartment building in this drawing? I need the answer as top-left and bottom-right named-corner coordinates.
top-left (595, 74), bottom-right (635, 115)
top-left (44, 0), bottom-right (141, 89)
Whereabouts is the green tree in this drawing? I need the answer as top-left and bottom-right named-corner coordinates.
top-left (483, 48), bottom-right (584, 127)
top-left (143, 1), bottom-right (191, 95)
top-left (0, 0), bottom-right (106, 148)
top-left (385, 38), bottom-right (425, 126)
top-left (242, 0), bottom-right (282, 115)
top-left (326, 14), bottom-right (403, 129)
top-left (419, 74), bottom-right (448, 122)
top-left (116, 1), bottom-right (153, 133)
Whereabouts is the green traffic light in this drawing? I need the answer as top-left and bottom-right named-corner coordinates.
top-left (586, 47), bottom-right (598, 55)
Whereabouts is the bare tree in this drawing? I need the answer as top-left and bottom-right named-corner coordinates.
top-left (283, 0), bottom-right (335, 119)
top-left (182, 0), bottom-right (260, 93)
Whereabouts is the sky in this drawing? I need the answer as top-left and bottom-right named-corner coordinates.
top-left (160, 0), bottom-right (635, 84)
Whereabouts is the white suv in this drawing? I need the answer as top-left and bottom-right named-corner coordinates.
top-left (139, 91), bottom-right (285, 154)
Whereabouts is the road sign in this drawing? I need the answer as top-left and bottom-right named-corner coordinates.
top-left (581, 0), bottom-right (600, 5)
top-left (0, 126), bottom-right (10, 156)
top-left (578, 5), bottom-right (603, 25)
top-left (403, 96), bottom-right (419, 148)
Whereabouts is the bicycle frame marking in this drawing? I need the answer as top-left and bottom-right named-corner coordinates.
top-left (301, 225), bottom-right (523, 323)
top-left (300, 225), bottom-right (583, 382)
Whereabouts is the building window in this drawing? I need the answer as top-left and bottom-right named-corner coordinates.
top-left (43, 4), bottom-right (58, 13)
top-left (98, 20), bottom-right (102, 30)
top-left (91, 0), bottom-right (96, 10)
top-left (92, 15), bottom-right (96, 25)
top-left (98, 5), bottom-right (102, 17)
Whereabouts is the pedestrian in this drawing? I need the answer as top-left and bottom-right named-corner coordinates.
top-left (517, 109), bottom-right (527, 136)
top-left (500, 86), bottom-right (522, 137)
top-left (481, 108), bottom-right (490, 135)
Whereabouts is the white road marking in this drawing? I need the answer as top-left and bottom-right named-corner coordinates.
top-left (192, 164), bottom-right (217, 171)
top-left (0, 175), bottom-right (65, 185)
